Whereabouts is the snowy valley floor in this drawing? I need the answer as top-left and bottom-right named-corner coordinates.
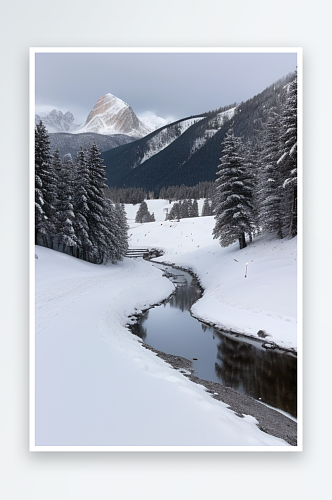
top-left (33, 200), bottom-right (298, 449)
top-left (127, 199), bottom-right (298, 352)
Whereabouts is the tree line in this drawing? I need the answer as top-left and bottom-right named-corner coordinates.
top-left (103, 181), bottom-right (216, 204)
top-left (104, 186), bottom-right (149, 205)
top-left (213, 70), bottom-right (298, 249)
top-left (134, 197), bottom-right (213, 223)
top-left (35, 121), bottom-right (128, 264)
top-left (158, 182), bottom-right (215, 202)
top-left (165, 199), bottom-right (199, 220)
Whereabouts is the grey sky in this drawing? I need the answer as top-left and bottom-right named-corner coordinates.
top-left (35, 51), bottom-right (297, 124)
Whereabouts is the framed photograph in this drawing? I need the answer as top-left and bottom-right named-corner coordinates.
top-left (30, 47), bottom-right (302, 451)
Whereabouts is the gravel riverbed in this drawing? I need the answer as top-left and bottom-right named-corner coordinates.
top-left (142, 343), bottom-right (297, 446)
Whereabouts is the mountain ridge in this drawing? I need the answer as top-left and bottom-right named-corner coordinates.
top-left (48, 132), bottom-right (136, 160)
top-left (35, 109), bottom-right (81, 133)
top-left (100, 72), bottom-right (295, 193)
top-left (35, 93), bottom-right (167, 138)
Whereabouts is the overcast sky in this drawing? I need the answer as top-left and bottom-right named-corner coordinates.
top-left (35, 51), bottom-right (297, 124)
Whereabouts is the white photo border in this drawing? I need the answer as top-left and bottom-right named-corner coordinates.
top-left (30, 46), bottom-right (303, 452)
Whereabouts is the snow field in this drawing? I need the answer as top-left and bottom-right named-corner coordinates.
top-left (34, 244), bottom-right (289, 447)
top-left (126, 200), bottom-right (297, 351)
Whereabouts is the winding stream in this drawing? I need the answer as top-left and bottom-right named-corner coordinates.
top-left (133, 264), bottom-right (297, 418)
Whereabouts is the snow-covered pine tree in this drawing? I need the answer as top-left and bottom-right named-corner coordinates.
top-left (50, 148), bottom-right (62, 249)
top-left (116, 202), bottom-right (129, 253)
top-left (85, 143), bottom-right (110, 263)
top-left (35, 121), bottom-right (57, 247)
top-left (201, 198), bottom-right (212, 216)
top-left (166, 202), bottom-right (181, 220)
top-left (53, 151), bottom-right (77, 256)
top-left (257, 109), bottom-right (284, 238)
top-left (105, 202), bottom-right (129, 262)
top-left (73, 148), bottom-right (93, 260)
top-left (213, 126), bottom-right (255, 249)
top-left (180, 199), bottom-right (190, 218)
top-left (135, 201), bottom-right (148, 223)
top-left (278, 70), bottom-right (298, 237)
top-left (103, 200), bottom-right (120, 263)
top-left (135, 201), bottom-right (155, 223)
top-left (244, 140), bottom-right (262, 238)
top-left (240, 139), bottom-right (260, 242)
top-left (191, 199), bottom-right (199, 217)
top-left (35, 165), bottom-right (44, 244)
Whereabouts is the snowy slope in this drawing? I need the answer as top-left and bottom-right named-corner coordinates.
top-left (190, 108), bottom-right (235, 154)
top-left (126, 200), bottom-right (298, 351)
top-left (34, 244), bottom-right (289, 448)
top-left (138, 117), bottom-right (205, 165)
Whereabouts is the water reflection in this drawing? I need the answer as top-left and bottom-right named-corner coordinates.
top-left (168, 281), bottom-right (201, 312)
top-left (133, 266), bottom-right (297, 417)
top-left (213, 332), bottom-right (297, 417)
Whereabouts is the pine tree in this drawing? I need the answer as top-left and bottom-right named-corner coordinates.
top-left (85, 143), bottom-right (109, 263)
top-left (257, 110), bottom-right (284, 238)
top-left (135, 201), bottom-right (155, 223)
top-left (73, 148), bottom-right (93, 260)
top-left (73, 144), bottom-right (130, 265)
top-left (53, 151), bottom-right (77, 255)
top-left (213, 126), bottom-right (255, 249)
top-left (180, 200), bottom-right (190, 218)
top-left (240, 139), bottom-right (259, 241)
top-left (135, 201), bottom-right (149, 223)
top-left (278, 70), bottom-right (298, 237)
top-left (167, 202), bottom-right (181, 220)
top-left (102, 200), bottom-right (126, 263)
top-left (201, 198), bottom-right (212, 216)
top-left (191, 199), bottom-right (199, 217)
top-left (245, 140), bottom-right (262, 238)
top-left (111, 202), bottom-right (129, 260)
top-left (35, 121), bottom-right (57, 247)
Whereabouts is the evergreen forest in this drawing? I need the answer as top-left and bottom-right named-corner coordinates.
top-left (35, 121), bottom-right (129, 264)
top-left (213, 70), bottom-right (298, 248)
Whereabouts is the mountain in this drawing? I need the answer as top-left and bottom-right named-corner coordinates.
top-left (35, 108), bottom-right (81, 133)
top-left (36, 93), bottom-right (166, 159)
top-left (36, 94), bottom-right (167, 139)
top-left (100, 113), bottom-right (207, 187)
top-left (75, 93), bottom-right (162, 138)
top-left (101, 72), bottom-right (295, 193)
top-left (100, 108), bottom-right (234, 190)
top-left (36, 74), bottom-right (295, 192)
top-left (48, 132), bottom-right (136, 161)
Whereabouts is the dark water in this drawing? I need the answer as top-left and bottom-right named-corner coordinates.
top-left (134, 265), bottom-right (297, 418)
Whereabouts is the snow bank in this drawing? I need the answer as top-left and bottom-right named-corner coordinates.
top-left (34, 245), bottom-right (289, 448)
top-left (126, 202), bottom-right (298, 351)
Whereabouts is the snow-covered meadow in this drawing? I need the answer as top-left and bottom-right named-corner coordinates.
top-left (33, 198), bottom-right (298, 449)
top-left (126, 199), bottom-right (298, 351)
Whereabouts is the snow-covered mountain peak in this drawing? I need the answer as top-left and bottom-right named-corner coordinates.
top-left (84, 94), bottom-right (129, 125)
top-left (35, 108), bottom-right (81, 133)
top-left (36, 95), bottom-right (169, 138)
top-left (76, 93), bottom-right (152, 138)
top-left (137, 111), bottom-right (168, 131)
top-left (76, 93), bottom-right (170, 138)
